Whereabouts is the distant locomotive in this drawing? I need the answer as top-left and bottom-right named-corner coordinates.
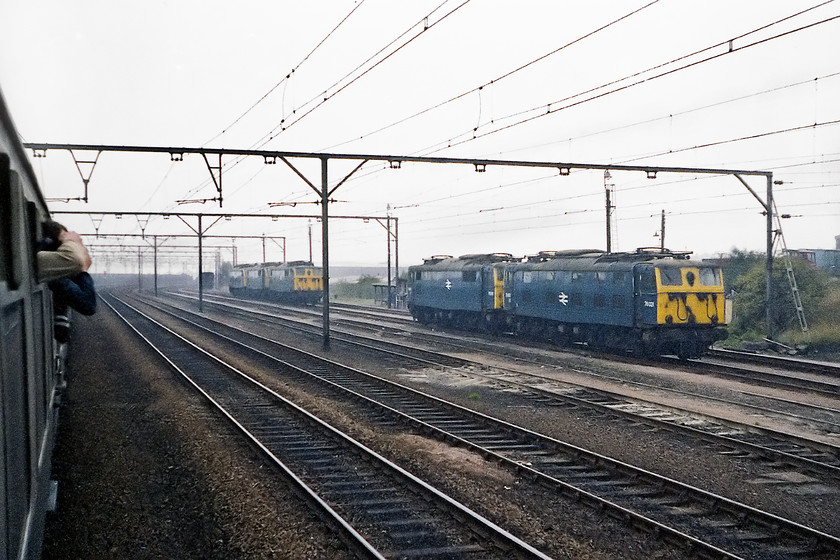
top-left (229, 260), bottom-right (323, 305)
top-left (407, 249), bottom-right (727, 359)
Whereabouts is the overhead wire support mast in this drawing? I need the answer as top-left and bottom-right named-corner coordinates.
top-left (27, 142), bottom-right (777, 345)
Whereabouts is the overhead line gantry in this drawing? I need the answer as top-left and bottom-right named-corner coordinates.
top-left (26, 142), bottom-right (778, 347)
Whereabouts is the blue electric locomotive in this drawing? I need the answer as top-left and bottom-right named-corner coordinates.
top-left (406, 253), bottom-right (516, 330)
top-left (407, 249), bottom-right (727, 358)
top-left (229, 260), bottom-right (323, 305)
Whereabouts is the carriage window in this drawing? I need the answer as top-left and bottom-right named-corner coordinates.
top-left (543, 271), bottom-right (555, 282)
top-left (462, 270), bottom-right (477, 282)
top-left (523, 271), bottom-right (533, 283)
top-left (571, 271), bottom-right (583, 283)
top-left (659, 267), bottom-right (682, 286)
top-left (699, 267), bottom-right (721, 286)
top-left (413, 271), bottom-right (422, 280)
top-left (595, 272), bottom-right (608, 283)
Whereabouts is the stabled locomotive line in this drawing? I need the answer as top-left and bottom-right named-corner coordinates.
top-left (197, 291), bottom-right (840, 399)
top-left (163, 291), bottom-right (468, 367)
top-left (708, 348), bottom-right (840, 377)
top-left (678, 356), bottom-right (840, 398)
top-left (125, 294), bottom-right (840, 560)
top-left (151, 291), bottom-right (840, 479)
top-left (170, 291), bottom-right (399, 340)
top-left (102, 295), bottom-right (554, 560)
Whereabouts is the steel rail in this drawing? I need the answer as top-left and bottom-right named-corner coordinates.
top-left (165, 290), bottom-right (840, 475)
top-left (130, 292), bottom-right (840, 559)
top-left (103, 294), bottom-right (555, 560)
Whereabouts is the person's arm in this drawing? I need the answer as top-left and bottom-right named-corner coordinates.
top-left (36, 231), bottom-right (91, 283)
top-left (49, 272), bottom-right (97, 315)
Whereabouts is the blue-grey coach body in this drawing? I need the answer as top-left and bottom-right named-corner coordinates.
top-left (0, 85), bottom-right (61, 560)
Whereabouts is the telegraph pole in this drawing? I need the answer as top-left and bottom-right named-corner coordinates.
top-left (604, 170), bottom-right (614, 253)
top-left (660, 210), bottom-right (666, 250)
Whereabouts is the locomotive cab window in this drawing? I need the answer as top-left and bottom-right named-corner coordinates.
top-left (699, 267), bottom-right (721, 286)
top-left (658, 267), bottom-right (682, 286)
top-left (636, 266), bottom-right (656, 292)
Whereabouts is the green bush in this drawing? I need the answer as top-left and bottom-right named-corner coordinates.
top-left (332, 275), bottom-right (382, 301)
top-left (727, 254), bottom-right (839, 353)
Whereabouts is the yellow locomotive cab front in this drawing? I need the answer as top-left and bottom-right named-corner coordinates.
top-left (655, 266), bottom-right (725, 326)
top-left (293, 267), bottom-right (323, 292)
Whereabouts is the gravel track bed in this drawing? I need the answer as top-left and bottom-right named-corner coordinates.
top-left (42, 294), bottom-right (839, 558)
top-left (193, 298), bottom-right (840, 537)
top-left (43, 306), bottom-right (353, 560)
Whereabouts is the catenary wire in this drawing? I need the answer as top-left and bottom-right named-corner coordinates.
top-left (252, 0), bottom-right (473, 150)
top-left (420, 7), bottom-right (840, 155)
top-left (200, 0), bottom-right (367, 147)
top-left (173, 0), bottom-right (469, 207)
top-left (320, 0), bottom-right (663, 151)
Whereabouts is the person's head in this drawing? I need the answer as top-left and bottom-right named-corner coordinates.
top-left (41, 220), bottom-right (68, 251)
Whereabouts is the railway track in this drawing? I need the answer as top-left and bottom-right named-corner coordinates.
top-left (165, 291), bottom-right (840, 479)
top-left (193, 292), bottom-right (840, 397)
top-left (104, 293), bottom-right (553, 560)
top-left (123, 291), bottom-right (840, 559)
top-left (707, 347), bottom-right (840, 377)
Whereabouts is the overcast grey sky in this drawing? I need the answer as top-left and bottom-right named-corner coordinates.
top-left (1, 0), bottom-right (838, 271)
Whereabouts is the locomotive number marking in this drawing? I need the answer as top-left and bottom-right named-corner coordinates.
top-left (644, 300), bottom-right (655, 307)
top-left (558, 292), bottom-right (568, 306)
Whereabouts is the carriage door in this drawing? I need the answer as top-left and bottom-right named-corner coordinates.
top-left (634, 264), bottom-right (657, 326)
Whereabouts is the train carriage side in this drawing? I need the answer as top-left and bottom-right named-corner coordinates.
top-left (244, 265), bottom-right (266, 298)
top-left (505, 253), bottom-right (638, 346)
top-left (228, 264), bottom-right (248, 296)
top-left (1, 88), bottom-right (61, 560)
top-left (407, 254), bottom-right (512, 331)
